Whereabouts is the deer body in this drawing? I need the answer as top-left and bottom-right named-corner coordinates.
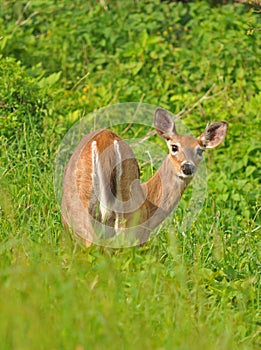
top-left (62, 108), bottom-right (228, 246)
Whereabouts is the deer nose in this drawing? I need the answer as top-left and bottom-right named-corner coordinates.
top-left (181, 162), bottom-right (195, 176)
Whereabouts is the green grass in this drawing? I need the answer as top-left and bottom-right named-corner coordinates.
top-left (0, 1), bottom-right (260, 349)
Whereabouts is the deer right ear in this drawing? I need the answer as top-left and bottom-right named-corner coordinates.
top-left (154, 108), bottom-right (177, 140)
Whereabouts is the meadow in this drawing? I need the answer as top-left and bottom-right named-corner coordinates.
top-left (0, 1), bottom-right (260, 349)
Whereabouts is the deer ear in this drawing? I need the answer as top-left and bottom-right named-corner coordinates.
top-left (154, 108), bottom-right (177, 140)
top-left (198, 121), bottom-right (228, 148)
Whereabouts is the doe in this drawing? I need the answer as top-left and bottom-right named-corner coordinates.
top-left (62, 108), bottom-right (228, 246)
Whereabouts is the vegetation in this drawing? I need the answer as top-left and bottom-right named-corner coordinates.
top-left (0, 1), bottom-right (260, 349)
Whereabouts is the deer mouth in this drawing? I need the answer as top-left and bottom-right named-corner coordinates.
top-left (177, 172), bottom-right (194, 180)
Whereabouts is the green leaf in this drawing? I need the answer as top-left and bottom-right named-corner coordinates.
top-left (132, 62), bottom-right (143, 75)
top-left (139, 29), bottom-right (148, 48)
top-left (38, 71), bottom-right (61, 88)
top-left (245, 166), bottom-right (256, 177)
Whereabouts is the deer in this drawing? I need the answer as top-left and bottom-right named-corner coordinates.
top-left (62, 108), bottom-right (228, 247)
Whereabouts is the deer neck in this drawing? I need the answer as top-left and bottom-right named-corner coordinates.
top-left (142, 156), bottom-right (190, 216)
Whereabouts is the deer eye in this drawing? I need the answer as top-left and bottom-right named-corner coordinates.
top-left (172, 145), bottom-right (179, 153)
top-left (197, 148), bottom-right (204, 157)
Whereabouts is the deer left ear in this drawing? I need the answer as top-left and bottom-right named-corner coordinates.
top-left (198, 121), bottom-right (228, 148)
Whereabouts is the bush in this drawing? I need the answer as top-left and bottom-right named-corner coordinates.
top-left (0, 56), bottom-right (51, 139)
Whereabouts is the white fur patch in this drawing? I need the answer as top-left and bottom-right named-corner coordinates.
top-left (91, 140), bottom-right (107, 220)
top-left (114, 140), bottom-right (123, 234)
top-left (114, 140), bottom-right (122, 197)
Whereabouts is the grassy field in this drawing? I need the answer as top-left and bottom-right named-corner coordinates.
top-left (0, 1), bottom-right (260, 349)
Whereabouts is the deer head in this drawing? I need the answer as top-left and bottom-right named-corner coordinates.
top-left (154, 108), bottom-right (228, 180)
